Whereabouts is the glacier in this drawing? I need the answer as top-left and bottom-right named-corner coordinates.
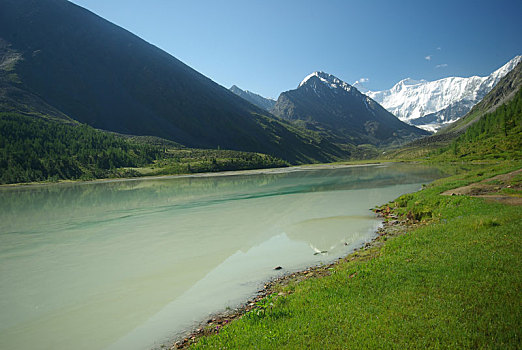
top-left (364, 55), bottom-right (522, 132)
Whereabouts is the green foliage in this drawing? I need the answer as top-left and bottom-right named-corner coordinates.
top-left (0, 113), bottom-right (290, 184)
top-left (245, 294), bottom-right (277, 320)
top-left (192, 163), bottom-right (522, 349)
top-left (0, 113), bottom-right (161, 184)
top-left (148, 149), bottom-right (288, 176)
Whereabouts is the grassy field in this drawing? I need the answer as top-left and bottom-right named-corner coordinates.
top-left (188, 161), bottom-right (521, 349)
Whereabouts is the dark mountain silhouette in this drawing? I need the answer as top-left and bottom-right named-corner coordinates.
top-left (0, 0), bottom-right (345, 163)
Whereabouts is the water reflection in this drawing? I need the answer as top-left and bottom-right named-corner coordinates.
top-left (0, 163), bottom-right (444, 350)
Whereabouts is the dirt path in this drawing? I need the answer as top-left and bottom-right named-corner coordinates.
top-left (441, 168), bottom-right (522, 205)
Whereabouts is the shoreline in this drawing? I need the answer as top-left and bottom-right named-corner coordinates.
top-left (168, 208), bottom-right (413, 350)
top-left (166, 163), bottom-right (522, 349)
top-left (0, 161), bottom-right (388, 189)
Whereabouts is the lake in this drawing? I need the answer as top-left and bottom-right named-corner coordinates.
top-left (0, 163), bottom-right (442, 349)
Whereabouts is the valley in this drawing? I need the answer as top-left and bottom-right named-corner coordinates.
top-left (0, 1), bottom-right (520, 349)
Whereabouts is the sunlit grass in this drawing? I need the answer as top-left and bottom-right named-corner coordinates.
top-left (191, 163), bottom-right (522, 349)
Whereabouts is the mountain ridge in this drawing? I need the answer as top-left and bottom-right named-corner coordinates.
top-left (229, 85), bottom-right (276, 112)
top-left (271, 71), bottom-right (430, 149)
top-left (366, 55), bottom-right (522, 132)
top-left (0, 0), bottom-right (346, 164)
top-left (387, 61), bottom-right (522, 159)
top-left (440, 61), bottom-right (522, 135)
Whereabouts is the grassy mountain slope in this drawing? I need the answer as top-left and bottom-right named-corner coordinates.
top-left (0, 0), bottom-right (344, 164)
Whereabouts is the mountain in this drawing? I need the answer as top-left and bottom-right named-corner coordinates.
top-left (387, 61), bottom-right (522, 160)
top-left (0, 0), bottom-right (346, 164)
top-left (229, 85), bottom-right (276, 112)
top-left (433, 77), bottom-right (522, 161)
top-left (366, 56), bottom-right (522, 132)
top-left (271, 72), bottom-right (430, 147)
top-left (440, 60), bottom-right (522, 135)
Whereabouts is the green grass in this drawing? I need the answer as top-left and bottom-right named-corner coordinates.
top-left (191, 162), bottom-right (522, 349)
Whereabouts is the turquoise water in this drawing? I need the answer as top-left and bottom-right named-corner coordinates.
top-left (0, 163), bottom-right (441, 349)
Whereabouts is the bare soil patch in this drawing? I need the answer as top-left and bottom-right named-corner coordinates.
top-left (441, 168), bottom-right (522, 205)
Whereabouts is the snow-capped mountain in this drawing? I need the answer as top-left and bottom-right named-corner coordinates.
top-left (298, 71), bottom-right (357, 91)
top-left (365, 55), bottom-right (522, 132)
top-left (271, 71), bottom-right (429, 146)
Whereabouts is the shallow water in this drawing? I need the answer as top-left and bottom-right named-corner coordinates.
top-left (0, 163), bottom-right (441, 349)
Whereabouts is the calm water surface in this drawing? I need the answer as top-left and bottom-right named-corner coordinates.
top-left (0, 163), bottom-right (442, 349)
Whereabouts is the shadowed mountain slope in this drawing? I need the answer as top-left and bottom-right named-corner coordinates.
top-left (0, 0), bottom-right (345, 163)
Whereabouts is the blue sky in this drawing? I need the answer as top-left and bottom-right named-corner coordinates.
top-left (69, 0), bottom-right (521, 99)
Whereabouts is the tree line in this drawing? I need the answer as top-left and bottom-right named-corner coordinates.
top-left (0, 113), bottom-right (161, 183)
top-left (0, 113), bottom-right (289, 184)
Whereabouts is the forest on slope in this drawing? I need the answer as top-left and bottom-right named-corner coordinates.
top-left (0, 113), bottom-right (288, 184)
top-left (431, 87), bottom-right (522, 160)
